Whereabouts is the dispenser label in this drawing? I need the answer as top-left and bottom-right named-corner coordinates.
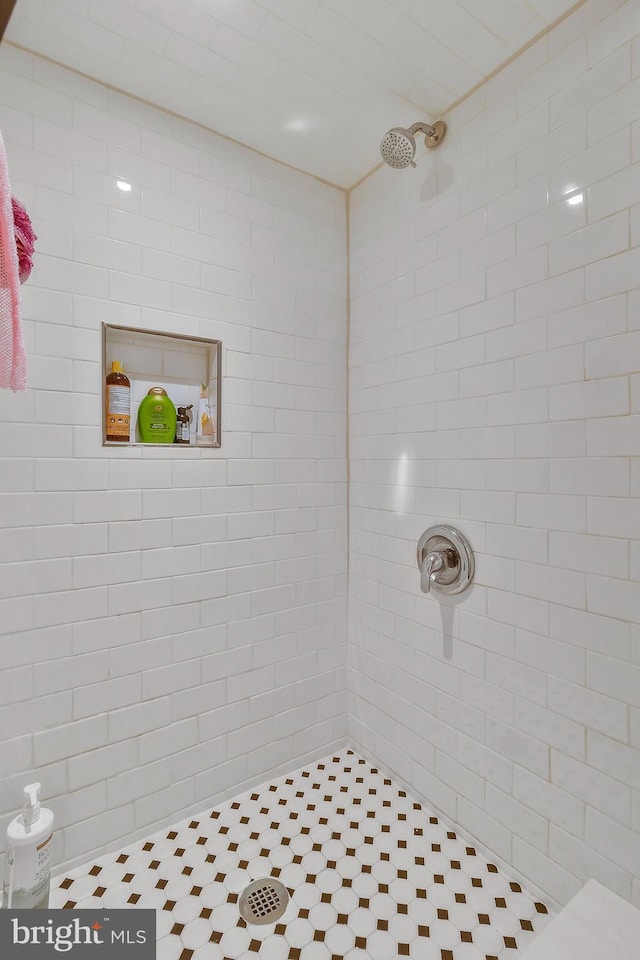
top-left (5, 834), bottom-right (52, 910)
top-left (0, 910), bottom-right (156, 957)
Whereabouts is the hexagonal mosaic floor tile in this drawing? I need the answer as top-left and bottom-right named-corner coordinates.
top-left (51, 749), bottom-right (552, 959)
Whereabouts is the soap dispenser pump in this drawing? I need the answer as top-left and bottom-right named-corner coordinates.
top-left (2, 782), bottom-right (54, 909)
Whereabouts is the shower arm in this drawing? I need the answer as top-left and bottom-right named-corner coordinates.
top-left (408, 122), bottom-right (436, 137)
top-left (408, 121), bottom-right (446, 148)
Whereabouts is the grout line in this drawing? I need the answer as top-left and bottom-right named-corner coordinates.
top-left (345, 189), bottom-right (351, 591)
top-left (3, 39), bottom-right (348, 194)
top-left (7, 0), bottom-right (588, 196)
top-left (442, 0), bottom-right (589, 117)
top-left (347, 0), bottom-right (589, 194)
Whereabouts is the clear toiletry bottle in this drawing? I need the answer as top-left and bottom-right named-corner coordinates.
top-left (196, 383), bottom-right (213, 444)
top-left (2, 783), bottom-right (54, 909)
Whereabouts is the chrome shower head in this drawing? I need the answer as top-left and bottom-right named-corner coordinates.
top-left (380, 127), bottom-right (417, 169)
top-left (380, 120), bottom-right (446, 169)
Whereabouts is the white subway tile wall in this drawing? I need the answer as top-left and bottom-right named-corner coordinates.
top-left (349, 0), bottom-right (640, 912)
top-left (0, 48), bottom-right (347, 869)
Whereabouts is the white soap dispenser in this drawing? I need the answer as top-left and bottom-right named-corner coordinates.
top-left (3, 782), bottom-right (54, 909)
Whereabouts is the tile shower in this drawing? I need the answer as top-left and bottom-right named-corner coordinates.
top-left (1, 0), bottom-right (640, 957)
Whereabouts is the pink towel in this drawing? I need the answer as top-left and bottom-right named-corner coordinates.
top-left (0, 129), bottom-right (27, 391)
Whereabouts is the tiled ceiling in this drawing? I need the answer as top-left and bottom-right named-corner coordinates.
top-left (6, 0), bottom-right (581, 187)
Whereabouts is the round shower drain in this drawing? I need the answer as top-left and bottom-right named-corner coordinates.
top-left (239, 877), bottom-right (290, 925)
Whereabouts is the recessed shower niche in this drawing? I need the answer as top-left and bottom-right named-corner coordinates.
top-left (102, 323), bottom-right (222, 448)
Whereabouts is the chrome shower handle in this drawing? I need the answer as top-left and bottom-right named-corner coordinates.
top-left (416, 525), bottom-right (475, 597)
top-left (420, 551), bottom-right (443, 594)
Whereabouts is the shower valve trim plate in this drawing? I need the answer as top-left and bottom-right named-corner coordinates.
top-left (417, 524), bottom-right (474, 596)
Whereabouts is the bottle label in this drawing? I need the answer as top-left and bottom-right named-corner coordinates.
top-left (106, 385), bottom-right (130, 440)
top-left (107, 385), bottom-right (130, 415)
top-left (3, 833), bottom-right (52, 909)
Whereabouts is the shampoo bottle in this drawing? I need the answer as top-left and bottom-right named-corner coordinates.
top-left (137, 387), bottom-right (177, 443)
top-left (3, 783), bottom-right (54, 909)
top-left (105, 360), bottom-right (131, 442)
